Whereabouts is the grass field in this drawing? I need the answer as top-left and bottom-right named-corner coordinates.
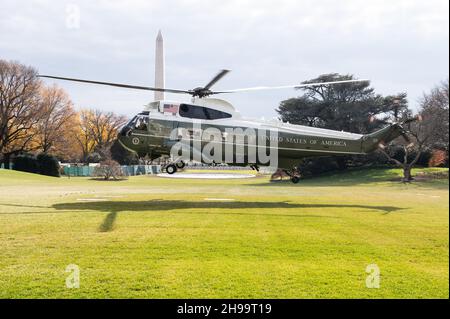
top-left (0, 167), bottom-right (448, 298)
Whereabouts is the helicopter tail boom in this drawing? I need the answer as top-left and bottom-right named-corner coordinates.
top-left (361, 123), bottom-right (406, 153)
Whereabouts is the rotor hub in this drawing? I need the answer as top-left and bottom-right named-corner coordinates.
top-left (191, 87), bottom-right (212, 98)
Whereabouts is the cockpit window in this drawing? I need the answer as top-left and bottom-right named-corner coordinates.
top-left (128, 115), bottom-right (149, 131)
top-left (179, 104), bottom-right (232, 120)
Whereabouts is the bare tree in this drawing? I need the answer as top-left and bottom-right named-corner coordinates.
top-left (0, 60), bottom-right (43, 168)
top-left (378, 81), bottom-right (448, 182)
top-left (378, 119), bottom-right (431, 182)
top-left (420, 80), bottom-right (449, 154)
top-left (35, 84), bottom-right (77, 154)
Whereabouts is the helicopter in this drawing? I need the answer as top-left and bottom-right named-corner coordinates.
top-left (39, 70), bottom-right (416, 183)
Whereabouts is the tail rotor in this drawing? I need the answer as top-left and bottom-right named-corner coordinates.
top-left (369, 114), bottom-right (423, 150)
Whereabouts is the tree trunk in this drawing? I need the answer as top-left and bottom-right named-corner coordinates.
top-left (2, 153), bottom-right (11, 169)
top-left (403, 166), bottom-right (413, 183)
top-left (82, 151), bottom-right (89, 165)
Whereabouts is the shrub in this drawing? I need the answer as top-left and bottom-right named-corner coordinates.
top-left (93, 160), bottom-right (127, 180)
top-left (12, 154), bottom-right (39, 173)
top-left (12, 153), bottom-right (60, 177)
top-left (429, 149), bottom-right (448, 167)
top-left (36, 153), bottom-right (60, 177)
top-left (298, 156), bottom-right (342, 178)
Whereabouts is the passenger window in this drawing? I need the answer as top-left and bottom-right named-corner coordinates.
top-left (179, 104), bottom-right (232, 120)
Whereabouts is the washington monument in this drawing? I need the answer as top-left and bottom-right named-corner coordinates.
top-left (154, 30), bottom-right (165, 101)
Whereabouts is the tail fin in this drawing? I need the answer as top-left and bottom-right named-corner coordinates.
top-left (361, 124), bottom-right (405, 153)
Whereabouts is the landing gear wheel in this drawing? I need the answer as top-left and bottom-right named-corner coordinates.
top-left (291, 176), bottom-right (300, 184)
top-left (176, 161), bottom-right (186, 169)
top-left (166, 164), bottom-right (177, 175)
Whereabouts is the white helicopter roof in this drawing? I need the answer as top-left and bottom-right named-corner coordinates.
top-left (192, 98), bottom-right (239, 116)
top-left (143, 99), bottom-right (362, 140)
top-left (144, 98), bottom-right (241, 118)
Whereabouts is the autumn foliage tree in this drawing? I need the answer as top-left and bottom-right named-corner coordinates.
top-left (0, 60), bottom-right (128, 170)
top-left (88, 109), bottom-right (127, 156)
top-left (76, 109), bottom-right (97, 163)
top-left (76, 109), bottom-right (127, 163)
top-left (0, 60), bottom-right (43, 168)
top-left (34, 84), bottom-right (77, 155)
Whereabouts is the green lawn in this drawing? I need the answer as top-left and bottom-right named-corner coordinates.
top-left (0, 167), bottom-right (448, 298)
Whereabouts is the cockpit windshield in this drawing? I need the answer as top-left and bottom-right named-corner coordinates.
top-left (128, 114), bottom-right (149, 131)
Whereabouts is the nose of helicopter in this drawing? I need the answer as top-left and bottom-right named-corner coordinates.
top-left (117, 125), bottom-right (152, 159)
top-left (117, 126), bottom-right (135, 152)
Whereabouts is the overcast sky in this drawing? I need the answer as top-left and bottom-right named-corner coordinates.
top-left (1, 0), bottom-right (448, 119)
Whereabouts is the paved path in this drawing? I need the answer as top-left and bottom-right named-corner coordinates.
top-left (157, 173), bottom-right (256, 179)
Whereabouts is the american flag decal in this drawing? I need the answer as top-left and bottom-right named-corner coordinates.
top-left (163, 104), bottom-right (179, 114)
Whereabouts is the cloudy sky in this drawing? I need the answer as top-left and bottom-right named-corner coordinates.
top-left (1, 0), bottom-right (448, 119)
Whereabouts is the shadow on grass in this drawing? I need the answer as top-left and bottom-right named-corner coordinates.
top-left (0, 200), bottom-right (406, 232)
top-left (55, 200), bottom-right (406, 232)
top-left (98, 212), bottom-right (117, 232)
top-left (50, 200), bottom-right (404, 214)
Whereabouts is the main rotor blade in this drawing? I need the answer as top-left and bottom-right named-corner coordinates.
top-left (203, 69), bottom-right (230, 90)
top-left (212, 79), bottom-right (369, 94)
top-left (38, 75), bottom-right (191, 94)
